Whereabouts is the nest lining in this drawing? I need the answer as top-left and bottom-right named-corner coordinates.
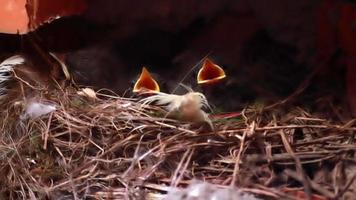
top-left (0, 86), bottom-right (355, 200)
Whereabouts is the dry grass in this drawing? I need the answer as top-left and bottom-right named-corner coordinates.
top-left (0, 85), bottom-right (355, 200)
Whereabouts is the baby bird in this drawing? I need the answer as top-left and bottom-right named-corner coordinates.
top-left (197, 58), bottom-right (226, 85)
top-left (133, 58), bottom-right (227, 131)
top-left (140, 91), bottom-right (213, 130)
top-left (133, 67), bottom-right (160, 93)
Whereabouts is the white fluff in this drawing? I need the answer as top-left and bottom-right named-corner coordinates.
top-left (0, 55), bottom-right (25, 66)
top-left (165, 181), bottom-right (261, 200)
top-left (140, 92), bottom-right (210, 112)
top-left (22, 102), bottom-right (56, 119)
top-left (0, 55), bottom-right (25, 97)
top-left (139, 92), bottom-right (213, 129)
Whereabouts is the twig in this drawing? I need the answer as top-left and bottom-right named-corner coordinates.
top-left (279, 130), bottom-right (312, 200)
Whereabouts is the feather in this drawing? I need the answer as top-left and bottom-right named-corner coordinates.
top-left (21, 101), bottom-right (56, 119)
top-left (0, 55), bottom-right (25, 98)
top-left (140, 92), bottom-right (210, 112)
top-left (140, 91), bottom-right (214, 130)
top-left (0, 55), bottom-right (25, 66)
top-left (140, 92), bottom-right (184, 111)
top-left (166, 180), bottom-right (261, 200)
top-left (49, 52), bottom-right (71, 80)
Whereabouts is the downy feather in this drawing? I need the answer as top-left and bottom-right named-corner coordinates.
top-left (139, 92), bottom-right (210, 112)
top-left (0, 55), bottom-right (25, 98)
top-left (139, 91), bottom-right (214, 130)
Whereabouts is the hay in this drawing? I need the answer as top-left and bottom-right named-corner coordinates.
top-left (0, 85), bottom-right (356, 200)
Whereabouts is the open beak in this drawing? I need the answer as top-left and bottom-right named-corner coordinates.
top-left (133, 67), bottom-right (160, 93)
top-left (197, 58), bottom-right (226, 85)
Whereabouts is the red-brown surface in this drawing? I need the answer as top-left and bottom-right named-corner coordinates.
top-left (0, 0), bottom-right (86, 34)
top-left (316, 1), bottom-right (356, 116)
top-left (0, 0), bottom-right (28, 34)
top-left (27, 0), bottom-right (86, 31)
top-left (339, 5), bottom-right (356, 116)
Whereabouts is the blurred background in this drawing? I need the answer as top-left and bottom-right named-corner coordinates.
top-left (0, 0), bottom-right (355, 118)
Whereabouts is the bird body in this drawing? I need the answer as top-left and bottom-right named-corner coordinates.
top-left (134, 58), bottom-right (227, 131)
top-left (140, 91), bottom-right (213, 130)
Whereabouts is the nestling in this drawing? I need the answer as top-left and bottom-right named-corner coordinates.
top-left (133, 58), bottom-right (227, 131)
top-left (140, 91), bottom-right (213, 130)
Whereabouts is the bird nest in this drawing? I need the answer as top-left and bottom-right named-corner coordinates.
top-left (0, 86), bottom-right (355, 200)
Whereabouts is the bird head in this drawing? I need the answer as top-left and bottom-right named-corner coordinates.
top-left (133, 67), bottom-right (160, 93)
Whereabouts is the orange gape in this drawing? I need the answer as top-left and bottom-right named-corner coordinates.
top-left (133, 58), bottom-right (226, 93)
top-left (197, 58), bottom-right (226, 85)
top-left (133, 67), bottom-right (160, 93)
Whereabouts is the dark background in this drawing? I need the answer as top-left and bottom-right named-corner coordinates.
top-left (0, 0), bottom-right (354, 117)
